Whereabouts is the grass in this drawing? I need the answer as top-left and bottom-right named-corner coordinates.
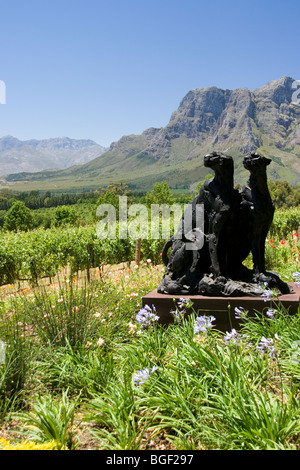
top-left (0, 242), bottom-right (300, 450)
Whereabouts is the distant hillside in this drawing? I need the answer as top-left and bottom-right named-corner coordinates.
top-left (2, 76), bottom-right (300, 192)
top-left (0, 136), bottom-right (106, 176)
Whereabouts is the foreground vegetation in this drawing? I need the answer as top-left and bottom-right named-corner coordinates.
top-left (1, 181), bottom-right (300, 450)
top-left (0, 251), bottom-right (299, 450)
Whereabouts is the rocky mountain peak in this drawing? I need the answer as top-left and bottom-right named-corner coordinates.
top-left (253, 76), bottom-right (295, 106)
top-left (170, 87), bottom-right (231, 122)
top-left (139, 76), bottom-right (299, 159)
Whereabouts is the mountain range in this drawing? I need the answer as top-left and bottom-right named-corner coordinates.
top-left (0, 136), bottom-right (106, 176)
top-left (2, 76), bottom-right (300, 192)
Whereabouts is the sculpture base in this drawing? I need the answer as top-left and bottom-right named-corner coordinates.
top-left (142, 283), bottom-right (300, 332)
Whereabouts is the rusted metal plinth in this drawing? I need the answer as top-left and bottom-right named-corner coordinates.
top-left (142, 283), bottom-right (300, 332)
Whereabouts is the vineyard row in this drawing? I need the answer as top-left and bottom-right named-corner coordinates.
top-left (0, 207), bottom-right (299, 286)
top-left (0, 225), bottom-right (165, 286)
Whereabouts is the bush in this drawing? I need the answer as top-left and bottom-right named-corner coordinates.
top-left (3, 201), bottom-right (33, 232)
top-left (52, 205), bottom-right (78, 227)
top-left (145, 181), bottom-right (175, 206)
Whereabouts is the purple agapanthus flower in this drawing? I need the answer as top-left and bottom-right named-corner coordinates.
top-left (261, 289), bottom-right (273, 302)
top-left (224, 328), bottom-right (241, 345)
top-left (292, 272), bottom-right (300, 287)
top-left (266, 308), bottom-right (276, 318)
top-left (234, 306), bottom-right (246, 319)
top-left (178, 297), bottom-right (189, 309)
top-left (255, 281), bottom-right (274, 302)
top-left (194, 315), bottom-right (216, 334)
top-left (176, 297), bottom-right (192, 314)
top-left (136, 304), bottom-right (159, 327)
top-left (133, 366), bottom-right (158, 385)
top-left (257, 336), bottom-right (277, 357)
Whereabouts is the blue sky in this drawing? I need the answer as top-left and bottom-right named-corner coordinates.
top-left (0, 0), bottom-right (299, 147)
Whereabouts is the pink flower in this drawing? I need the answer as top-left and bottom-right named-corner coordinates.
top-left (128, 322), bottom-right (137, 334)
top-left (96, 337), bottom-right (105, 346)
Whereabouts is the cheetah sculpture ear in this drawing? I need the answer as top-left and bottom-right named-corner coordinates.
top-left (264, 157), bottom-right (272, 166)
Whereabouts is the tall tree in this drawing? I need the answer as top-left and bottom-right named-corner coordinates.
top-left (4, 201), bottom-right (33, 232)
top-left (145, 181), bottom-right (175, 206)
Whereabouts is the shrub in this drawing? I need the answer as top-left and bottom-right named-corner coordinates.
top-left (52, 205), bottom-right (78, 227)
top-left (3, 201), bottom-right (33, 232)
